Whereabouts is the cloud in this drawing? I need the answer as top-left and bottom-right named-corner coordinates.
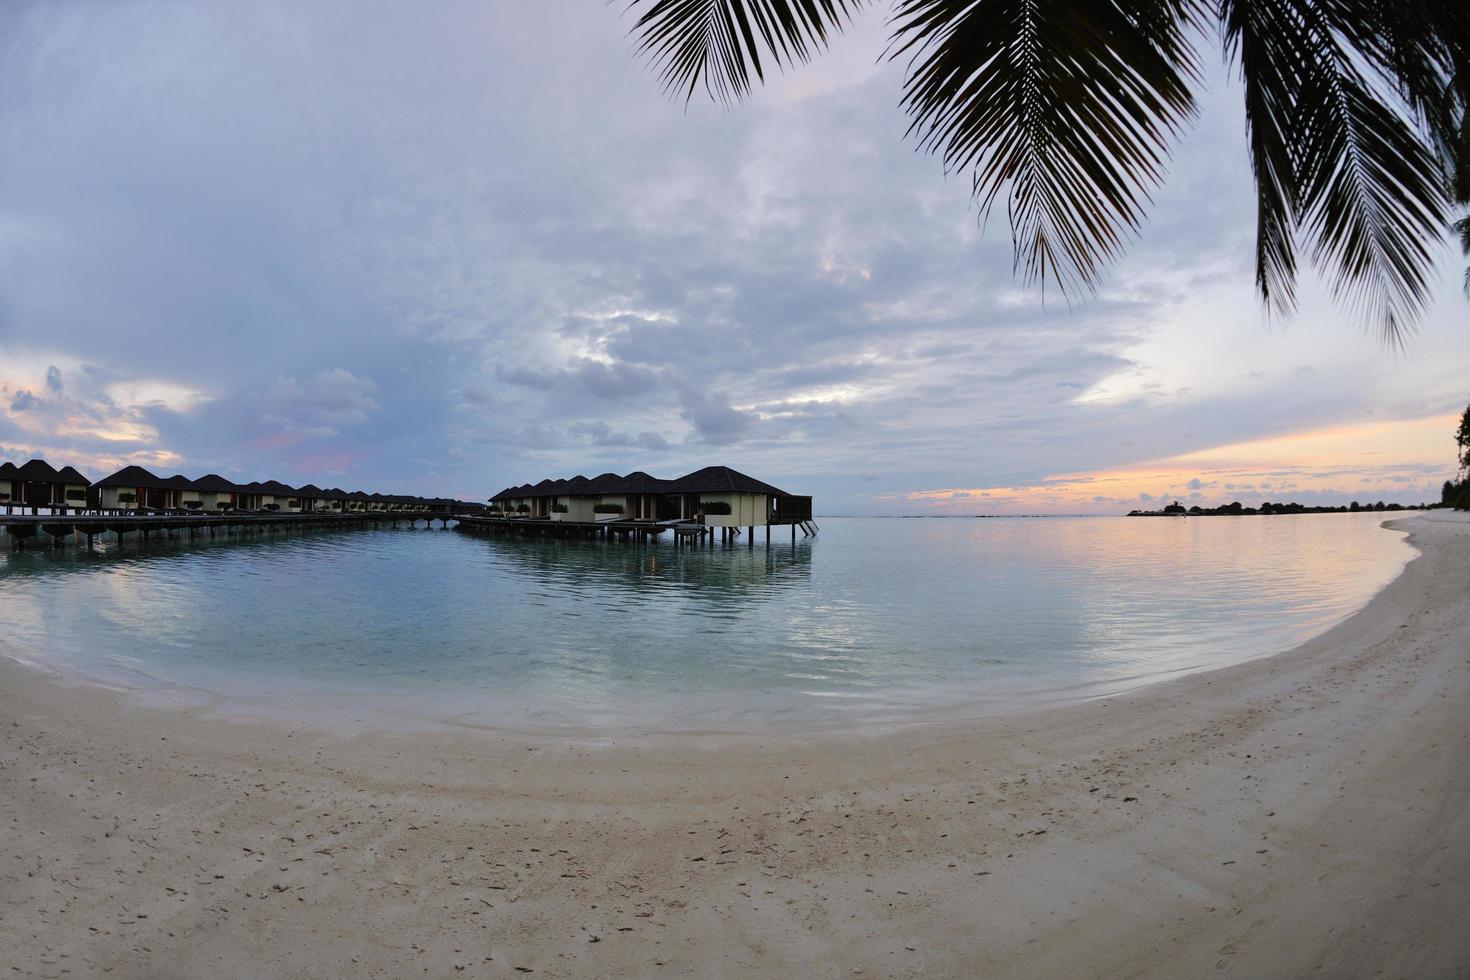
top-left (678, 389), bottom-right (757, 446)
top-left (566, 421), bottom-right (671, 452)
top-left (261, 368), bottom-right (379, 437)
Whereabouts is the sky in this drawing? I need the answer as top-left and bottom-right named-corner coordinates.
top-left (0, 1), bottom-right (1465, 515)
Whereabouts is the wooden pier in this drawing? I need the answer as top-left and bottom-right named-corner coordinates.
top-left (453, 514), bottom-right (818, 546)
top-left (1, 510), bottom-right (449, 549)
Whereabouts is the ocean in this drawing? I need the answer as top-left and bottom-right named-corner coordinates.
top-left (0, 514), bottom-right (1412, 732)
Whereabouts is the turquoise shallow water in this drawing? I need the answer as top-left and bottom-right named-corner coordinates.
top-left (0, 515), bottom-right (1412, 732)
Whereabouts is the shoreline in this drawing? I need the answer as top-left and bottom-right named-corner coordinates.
top-left (2, 514), bottom-right (1468, 976)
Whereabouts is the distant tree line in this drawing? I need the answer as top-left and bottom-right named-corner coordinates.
top-left (1129, 500), bottom-right (1430, 517)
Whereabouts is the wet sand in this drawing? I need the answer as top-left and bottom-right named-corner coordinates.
top-left (2, 514), bottom-right (1467, 978)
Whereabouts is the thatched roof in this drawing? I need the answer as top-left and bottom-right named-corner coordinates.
top-left (616, 471), bottom-right (671, 494)
top-left (500, 467), bottom-right (785, 498)
top-left (15, 459), bottom-right (59, 481)
top-left (191, 473), bottom-right (241, 493)
top-left (257, 480), bottom-right (298, 495)
top-left (668, 466), bottom-right (787, 496)
top-left (587, 472), bottom-right (622, 492)
top-left (94, 465), bottom-right (171, 489)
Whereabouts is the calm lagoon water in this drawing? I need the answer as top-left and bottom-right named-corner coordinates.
top-left (0, 515), bottom-right (1412, 732)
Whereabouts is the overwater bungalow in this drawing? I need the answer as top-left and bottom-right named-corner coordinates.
top-left (158, 475), bottom-right (191, 506)
top-left (190, 474), bottom-right (241, 511)
top-left (488, 465), bottom-right (811, 528)
top-left (56, 466), bottom-right (92, 508)
top-left (10, 457), bottom-right (480, 525)
top-left (9, 459), bottom-right (92, 511)
top-left (93, 465), bottom-right (173, 510)
top-left (253, 480), bottom-right (299, 511)
top-left (0, 461), bottom-right (18, 510)
top-left (295, 484), bottom-right (326, 512)
top-left (237, 482), bottom-right (265, 511)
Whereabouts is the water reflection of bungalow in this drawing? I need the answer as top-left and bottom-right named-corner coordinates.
top-left (488, 466), bottom-right (812, 528)
top-left (478, 520), bottom-right (815, 598)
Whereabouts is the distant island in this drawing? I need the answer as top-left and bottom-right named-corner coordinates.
top-left (1129, 500), bottom-right (1431, 517)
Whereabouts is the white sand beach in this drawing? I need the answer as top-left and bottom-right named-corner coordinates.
top-left (2, 513), bottom-right (1468, 978)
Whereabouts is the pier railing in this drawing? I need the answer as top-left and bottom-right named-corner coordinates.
top-left (1, 509), bottom-right (450, 549)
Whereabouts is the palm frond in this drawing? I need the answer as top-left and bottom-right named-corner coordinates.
top-left (1287, 5), bottom-right (1450, 344)
top-left (1221, 0), bottom-right (1453, 343)
top-left (625, 0), bottom-right (1462, 339)
top-left (628, 0), bottom-right (864, 103)
top-left (1456, 214), bottom-right (1470, 295)
top-left (1221, 0), bottom-right (1309, 317)
top-left (888, 0), bottom-right (1204, 295)
top-left (1330, 0), bottom-right (1470, 184)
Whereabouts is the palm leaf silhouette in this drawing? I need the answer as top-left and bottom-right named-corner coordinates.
top-left (628, 0), bottom-right (1466, 343)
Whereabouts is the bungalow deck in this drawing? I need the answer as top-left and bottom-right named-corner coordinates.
top-left (454, 513), bottom-right (818, 546)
